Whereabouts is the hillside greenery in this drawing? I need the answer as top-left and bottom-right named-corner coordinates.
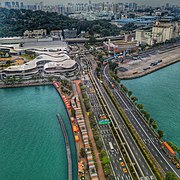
top-left (0, 8), bottom-right (120, 37)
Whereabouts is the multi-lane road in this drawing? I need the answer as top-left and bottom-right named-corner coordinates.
top-left (80, 46), bottom-right (156, 180)
top-left (103, 64), bottom-right (180, 178)
top-left (90, 71), bottom-right (155, 180)
top-left (84, 75), bottom-right (132, 180)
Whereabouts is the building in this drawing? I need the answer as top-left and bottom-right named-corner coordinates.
top-left (103, 39), bottom-right (138, 54)
top-left (23, 29), bottom-right (47, 38)
top-left (152, 19), bottom-right (180, 44)
top-left (1, 51), bottom-right (79, 80)
top-left (135, 29), bottom-right (154, 45)
top-left (136, 18), bottom-right (180, 45)
top-left (50, 30), bottom-right (63, 40)
top-left (111, 16), bottom-right (157, 28)
top-left (63, 29), bottom-right (77, 39)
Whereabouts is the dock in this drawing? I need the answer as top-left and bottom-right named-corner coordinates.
top-left (56, 113), bottom-right (72, 180)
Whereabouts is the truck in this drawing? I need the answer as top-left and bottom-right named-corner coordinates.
top-left (162, 142), bottom-right (176, 157)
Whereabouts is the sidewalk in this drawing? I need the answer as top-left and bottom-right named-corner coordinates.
top-left (74, 80), bottom-right (105, 180)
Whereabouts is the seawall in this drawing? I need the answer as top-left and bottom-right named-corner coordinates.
top-left (0, 82), bottom-right (52, 89)
top-left (119, 59), bottom-right (180, 80)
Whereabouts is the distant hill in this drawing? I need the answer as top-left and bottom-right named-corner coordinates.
top-left (0, 8), bottom-right (120, 38)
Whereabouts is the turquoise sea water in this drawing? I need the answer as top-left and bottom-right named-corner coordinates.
top-left (123, 62), bottom-right (180, 147)
top-left (0, 85), bottom-right (77, 180)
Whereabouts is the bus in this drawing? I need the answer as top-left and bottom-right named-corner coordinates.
top-left (109, 142), bottom-right (114, 151)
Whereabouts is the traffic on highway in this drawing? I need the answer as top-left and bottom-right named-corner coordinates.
top-left (83, 75), bottom-right (131, 180)
top-left (103, 64), bottom-right (180, 178)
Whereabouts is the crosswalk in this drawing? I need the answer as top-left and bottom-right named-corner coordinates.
top-left (139, 176), bottom-right (155, 180)
top-left (142, 137), bottom-right (159, 144)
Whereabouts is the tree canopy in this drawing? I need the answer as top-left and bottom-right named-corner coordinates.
top-left (165, 172), bottom-right (179, 180)
top-left (0, 8), bottom-right (121, 37)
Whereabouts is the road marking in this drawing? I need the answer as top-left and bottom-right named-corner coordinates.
top-left (114, 89), bottom-right (180, 177)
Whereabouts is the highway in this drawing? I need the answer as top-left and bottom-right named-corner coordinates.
top-left (90, 71), bottom-right (155, 180)
top-left (83, 75), bottom-right (132, 180)
top-left (103, 64), bottom-right (180, 178)
top-left (79, 45), bottom-right (155, 180)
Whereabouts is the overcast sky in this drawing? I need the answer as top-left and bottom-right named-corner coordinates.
top-left (0, 0), bottom-right (180, 6)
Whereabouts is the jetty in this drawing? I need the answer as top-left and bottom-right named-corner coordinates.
top-left (56, 113), bottom-right (72, 180)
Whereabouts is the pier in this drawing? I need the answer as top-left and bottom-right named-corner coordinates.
top-left (56, 113), bottom-right (72, 180)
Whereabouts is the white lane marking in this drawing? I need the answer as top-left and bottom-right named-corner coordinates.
top-left (115, 89), bottom-right (180, 178)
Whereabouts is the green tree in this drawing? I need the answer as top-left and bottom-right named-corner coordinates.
top-left (165, 172), bottom-right (179, 180)
top-left (89, 36), bottom-right (97, 44)
top-left (137, 104), bottom-right (144, 110)
top-left (94, 135), bottom-right (99, 142)
top-left (152, 121), bottom-right (158, 130)
top-left (103, 164), bottom-right (111, 176)
top-left (128, 91), bottom-right (132, 97)
top-left (121, 84), bottom-right (128, 93)
top-left (149, 118), bottom-right (154, 125)
top-left (80, 148), bottom-right (86, 158)
top-left (98, 54), bottom-right (102, 61)
top-left (102, 156), bottom-right (110, 165)
top-left (99, 150), bottom-right (107, 160)
top-left (71, 108), bottom-right (76, 118)
top-left (96, 140), bottom-right (103, 150)
top-left (144, 111), bottom-right (150, 120)
top-left (109, 61), bottom-right (118, 71)
top-left (157, 130), bottom-right (164, 139)
top-left (6, 60), bottom-right (11, 65)
top-left (131, 96), bottom-right (138, 102)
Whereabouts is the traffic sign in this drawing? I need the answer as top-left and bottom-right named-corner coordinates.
top-left (98, 119), bottom-right (110, 125)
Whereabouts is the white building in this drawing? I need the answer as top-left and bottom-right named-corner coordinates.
top-left (23, 29), bottom-right (47, 38)
top-left (1, 51), bottom-right (78, 80)
top-left (152, 20), bottom-right (180, 44)
top-left (135, 19), bottom-right (180, 45)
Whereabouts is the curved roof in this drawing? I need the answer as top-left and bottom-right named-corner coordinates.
top-left (44, 60), bottom-right (76, 70)
top-left (5, 54), bottom-right (71, 71)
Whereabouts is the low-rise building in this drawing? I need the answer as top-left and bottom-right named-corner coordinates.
top-left (23, 29), bottom-right (47, 38)
top-left (1, 52), bottom-right (78, 80)
top-left (63, 29), bottom-right (77, 39)
top-left (50, 30), bottom-right (63, 40)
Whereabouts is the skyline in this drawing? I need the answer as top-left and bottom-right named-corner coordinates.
top-left (0, 0), bottom-right (180, 6)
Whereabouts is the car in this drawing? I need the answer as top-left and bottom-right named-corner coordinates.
top-left (120, 162), bottom-right (125, 166)
top-left (123, 168), bottom-right (127, 173)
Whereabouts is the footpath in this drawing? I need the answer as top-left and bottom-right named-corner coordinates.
top-left (74, 80), bottom-right (105, 180)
